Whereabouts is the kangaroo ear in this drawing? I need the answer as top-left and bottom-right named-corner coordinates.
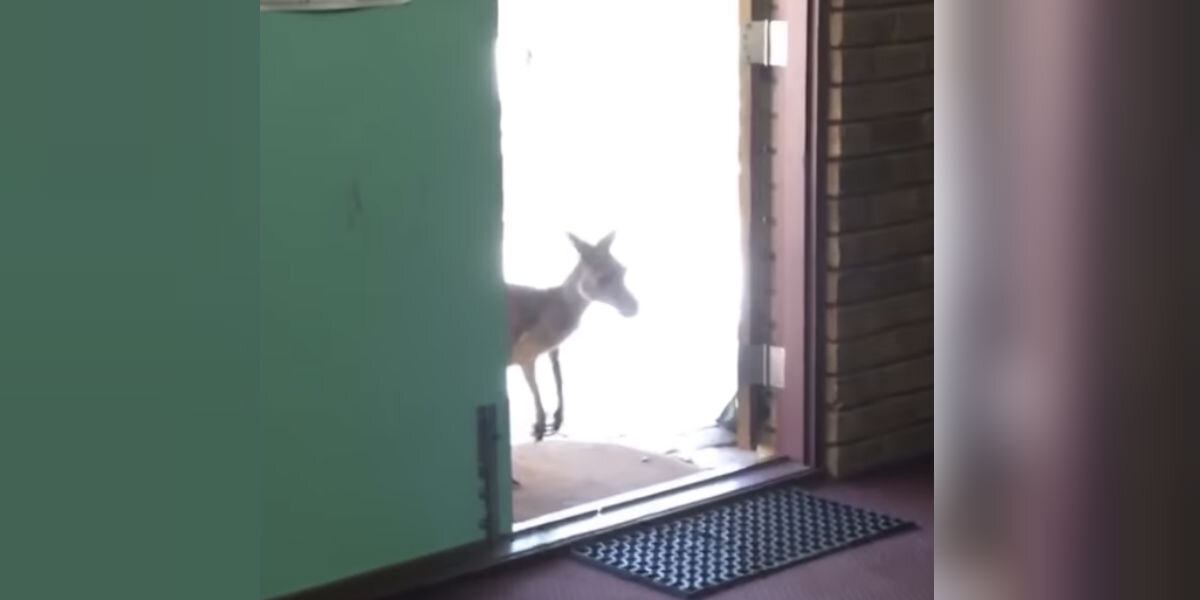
top-left (568, 232), bottom-right (592, 255)
top-left (596, 230), bottom-right (615, 252)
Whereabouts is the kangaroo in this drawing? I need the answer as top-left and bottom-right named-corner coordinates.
top-left (506, 231), bottom-right (639, 442)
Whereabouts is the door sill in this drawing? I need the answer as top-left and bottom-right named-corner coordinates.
top-left (504, 457), bottom-right (811, 554)
top-left (275, 458), bottom-right (816, 600)
top-left (512, 454), bottom-right (787, 534)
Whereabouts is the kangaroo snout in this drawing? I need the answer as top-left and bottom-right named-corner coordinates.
top-left (618, 295), bottom-right (639, 317)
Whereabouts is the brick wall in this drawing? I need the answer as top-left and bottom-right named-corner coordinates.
top-left (823, 0), bottom-right (933, 477)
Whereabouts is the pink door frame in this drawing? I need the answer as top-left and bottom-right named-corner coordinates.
top-left (773, 0), bottom-right (828, 467)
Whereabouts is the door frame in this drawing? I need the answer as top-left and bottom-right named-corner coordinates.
top-left (780, 0), bottom-right (830, 469)
top-left (737, 0), bottom-right (828, 469)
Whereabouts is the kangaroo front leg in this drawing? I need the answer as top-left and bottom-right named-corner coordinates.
top-left (549, 349), bottom-right (564, 434)
top-left (520, 360), bottom-right (546, 442)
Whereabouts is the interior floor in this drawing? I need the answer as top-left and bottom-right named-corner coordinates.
top-left (513, 424), bottom-right (763, 524)
top-left (433, 458), bottom-right (933, 600)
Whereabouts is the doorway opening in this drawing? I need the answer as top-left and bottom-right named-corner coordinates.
top-left (496, 0), bottom-right (772, 525)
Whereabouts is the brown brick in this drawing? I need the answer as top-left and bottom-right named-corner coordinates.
top-left (827, 319), bottom-right (932, 373)
top-left (827, 148), bottom-right (932, 196)
top-left (831, 5), bottom-right (933, 47)
top-left (827, 254), bottom-right (932, 304)
top-left (827, 289), bottom-right (932, 339)
top-left (828, 219), bottom-right (932, 268)
top-left (826, 387), bottom-right (933, 443)
top-left (832, 41), bottom-right (933, 84)
top-left (828, 185), bottom-right (933, 233)
top-left (826, 420), bottom-right (932, 477)
top-left (829, 111), bottom-right (932, 158)
top-left (825, 353), bottom-right (932, 408)
top-left (829, 76), bottom-right (933, 120)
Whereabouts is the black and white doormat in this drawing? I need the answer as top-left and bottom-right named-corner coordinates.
top-left (570, 484), bottom-right (915, 597)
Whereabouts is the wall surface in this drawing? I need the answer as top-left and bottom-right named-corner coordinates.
top-left (260, 2), bottom-right (509, 597)
top-left (823, 0), bottom-right (934, 476)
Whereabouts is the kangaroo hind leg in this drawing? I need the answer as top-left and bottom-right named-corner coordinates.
top-left (520, 360), bottom-right (546, 442)
top-left (549, 349), bottom-right (564, 434)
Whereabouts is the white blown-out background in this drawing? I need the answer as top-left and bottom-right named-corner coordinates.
top-left (496, 0), bottom-right (742, 448)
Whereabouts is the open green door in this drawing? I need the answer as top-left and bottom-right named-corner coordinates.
top-left (260, 2), bottom-right (511, 597)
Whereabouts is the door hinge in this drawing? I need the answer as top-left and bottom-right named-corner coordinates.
top-left (740, 344), bottom-right (786, 388)
top-left (742, 20), bottom-right (788, 67)
top-left (475, 404), bottom-right (500, 542)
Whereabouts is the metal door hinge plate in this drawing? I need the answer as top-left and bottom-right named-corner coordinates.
top-left (742, 20), bottom-right (788, 67)
top-left (740, 344), bottom-right (786, 388)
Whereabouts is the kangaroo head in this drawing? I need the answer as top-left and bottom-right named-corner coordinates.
top-left (569, 231), bottom-right (639, 317)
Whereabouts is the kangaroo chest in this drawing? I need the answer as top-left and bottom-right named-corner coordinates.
top-left (509, 297), bottom-right (584, 366)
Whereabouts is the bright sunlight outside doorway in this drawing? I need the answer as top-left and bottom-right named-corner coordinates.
top-left (496, 0), bottom-right (744, 477)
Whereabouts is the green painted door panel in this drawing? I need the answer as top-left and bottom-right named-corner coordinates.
top-left (260, 2), bottom-right (510, 596)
